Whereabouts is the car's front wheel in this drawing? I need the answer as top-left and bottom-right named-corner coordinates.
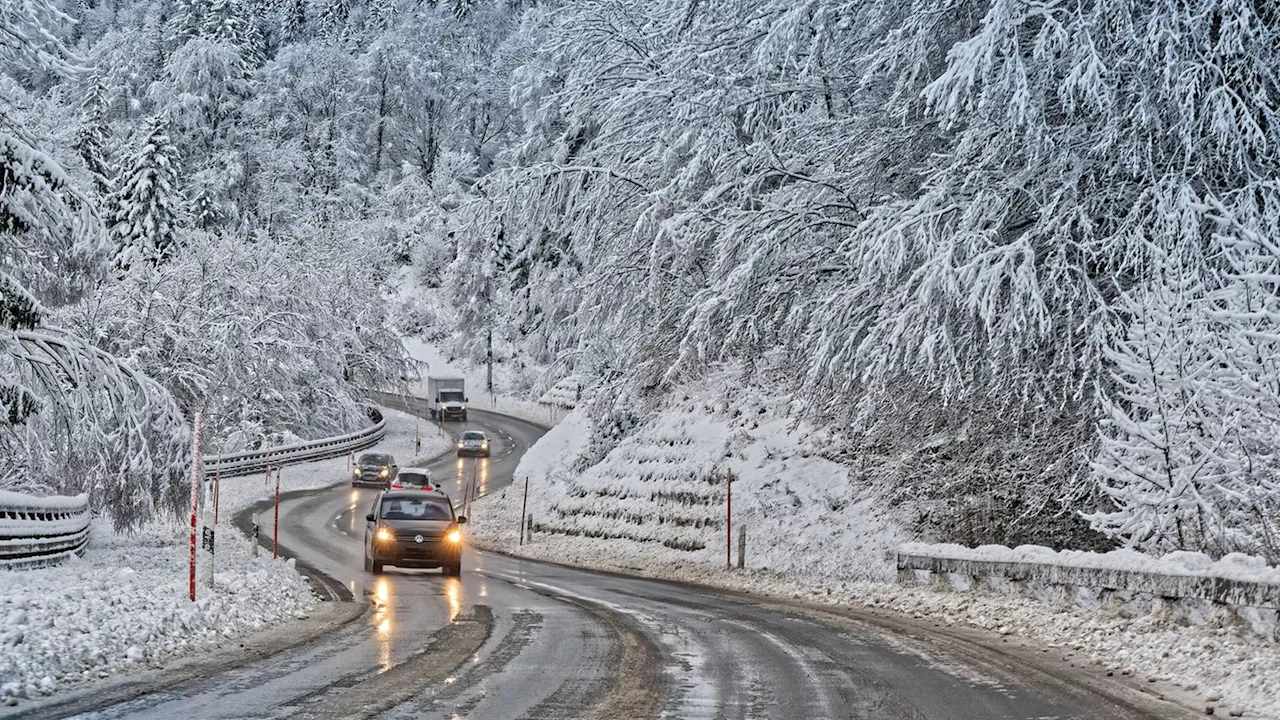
top-left (371, 560), bottom-right (384, 574)
top-left (443, 562), bottom-right (461, 577)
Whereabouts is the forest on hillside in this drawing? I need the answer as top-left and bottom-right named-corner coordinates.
top-left (3, 0), bottom-right (1278, 557)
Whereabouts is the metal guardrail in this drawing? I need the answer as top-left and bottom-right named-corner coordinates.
top-left (0, 407), bottom-right (387, 569)
top-left (201, 407), bottom-right (387, 477)
top-left (0, 494), bottom-right (91, 569)
top-left (896, 548), bottom-right (1280, 610)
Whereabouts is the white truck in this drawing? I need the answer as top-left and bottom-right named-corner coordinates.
top-left (426, 376), bottom-right (468, 421)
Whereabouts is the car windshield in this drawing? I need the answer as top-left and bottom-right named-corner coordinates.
top-left (360, 454), bottom-right (391, 465)
top-left (462, 431), bottom-right (486, 441)
top-left (380, 498), bottom-right (452, 521)
top-left (439, 390), bottom-right (464, 402)
top-left (399, 471), bottom-right (432, 484)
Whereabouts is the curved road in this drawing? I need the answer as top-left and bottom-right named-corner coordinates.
top-left (66, 398), bottom-right (1194, 720)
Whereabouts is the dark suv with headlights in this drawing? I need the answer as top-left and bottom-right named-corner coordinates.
top-left (352, 453), bottom-right (398, 489)
top-left (363, 489), bottom-right (465, 575)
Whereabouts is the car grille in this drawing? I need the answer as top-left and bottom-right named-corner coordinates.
top-left (394, 531), bottom-right (444, 543)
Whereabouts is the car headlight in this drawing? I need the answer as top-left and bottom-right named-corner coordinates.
top-left (379, 468), bottom-right (388, 477)
top-left (375, 527), bottom-right (393, 543)
top-left (353, 468), bottom-right (362, 476)
top-left (447, 530), bottom-right (462, 544)
top-left (457, 442), bottom-right (464, 449)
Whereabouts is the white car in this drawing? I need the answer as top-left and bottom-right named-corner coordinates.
top-left (392, 468), bottom-right (435, 491)
top-left (456, 430), bottom-right (490, 457)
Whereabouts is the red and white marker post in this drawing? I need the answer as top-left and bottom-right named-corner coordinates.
top-left (188, 411), bottom-right (203, 602)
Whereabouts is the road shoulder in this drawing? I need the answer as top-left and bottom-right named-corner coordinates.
top-left (0, 601), bottom-right (368, 720)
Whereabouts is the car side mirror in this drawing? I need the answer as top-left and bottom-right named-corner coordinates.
top-left (365, 512), bottom-right (375, 522)
top-left (456, 516), bottom-right (468, 524)
top-left (464, 397), bottom-right (470, 403)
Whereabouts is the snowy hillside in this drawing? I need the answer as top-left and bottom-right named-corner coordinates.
top-left (470, 383), bottom-right (906, 583)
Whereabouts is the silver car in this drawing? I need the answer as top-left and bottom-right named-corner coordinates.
top-left (456, 430), bottom-right (490, 457)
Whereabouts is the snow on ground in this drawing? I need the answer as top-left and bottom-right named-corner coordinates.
top-left (468, 381), bottom-right (1280, 719)
top-left (0, 518), bottom-right (314, 706)
top-left (0, 404), bottom-right (452, 707)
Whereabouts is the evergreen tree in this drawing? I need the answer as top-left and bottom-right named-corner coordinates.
top-left (74, 74), bottom-right (115, 199)
top-left (282, 0), bottom-right (308, 42)
top-left (453, 0), bottom-right (476, 20)
top-left (110, 117), bottom-right (183, 272)
top-left (319, 0), bottom-right (352, 37)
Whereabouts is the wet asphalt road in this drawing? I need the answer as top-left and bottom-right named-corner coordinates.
top-left (64, 397), bottom-right (1194, 720)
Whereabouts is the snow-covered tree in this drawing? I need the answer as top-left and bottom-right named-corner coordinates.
top-left (1088, 256), bottom-right (1228, 554)
top-left (2, 1), bottom-right (190, 526)
top-left (74, 74), bottom-right (116, 199)
top-left (110, 116), bottom-right (182, 272)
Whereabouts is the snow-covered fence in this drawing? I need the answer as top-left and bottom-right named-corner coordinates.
top-left (896, 543), bottom-right (1280, 611)
top-left (0, 491), bottom-right (91, 569)
top-left (201, 407), bottom-right (386, 478)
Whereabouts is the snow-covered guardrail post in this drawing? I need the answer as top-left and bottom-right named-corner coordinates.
top-left (894, 543), bottom-right (1280, 637)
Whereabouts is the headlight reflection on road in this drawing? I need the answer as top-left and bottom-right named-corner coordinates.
top-left (446, 578), bottom-right (461, 621)
top-left (373, 578), bottom-right (393, 673)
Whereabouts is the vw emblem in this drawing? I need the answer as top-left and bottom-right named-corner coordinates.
top-left (414, 535), bottom-right (424, 544)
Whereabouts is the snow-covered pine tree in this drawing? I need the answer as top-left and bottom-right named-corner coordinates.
top-left (368, 0), bottom-right (398, 32)
top-left (319, 0), bottom-right (352, 38)
top-left (74, 74), bottom-right (115, 199)
top-left (282, 0), bottom-right (309, 43)
top-left (110, 116), bottom-right (182, 272)
top-left (172, 0), bottom-right (210, 43)
top-left (1087, 253), bottom-right (1229, 555)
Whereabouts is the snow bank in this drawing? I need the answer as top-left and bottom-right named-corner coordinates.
top-left (0, 519), bottom-right (316, 705)
top-left (0, 491), bottom-right (88, 510)
top-left (469, 383), bottom-right (905, 583)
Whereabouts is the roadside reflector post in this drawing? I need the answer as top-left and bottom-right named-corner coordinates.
top-left (265, 462), bottom-right (270, 486)
top-left (518, 476), bottom-right (529, 546)
top-left (526, 514), bottom-right (533, 544)
top-left (213, 467), bottom-right (220, 525)
top-left (737, 525), bottom-right (746, 570)
top-left (188, 411), bottom-right (204, 602)
top-left (726, 468), bottom-right (733, 571)
top-left (251, 513), bottom-right (259, 557)
top-left (273, 468), bottom-right (281, 559)
top-left (202, 470), bottom-right (215, 590)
